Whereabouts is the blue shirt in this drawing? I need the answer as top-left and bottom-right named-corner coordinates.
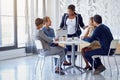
top-left (86, 24), bottom-right (113, 53)
top-left (42, 26), bottom-right (55, 39)
top-left (42, 26), bottom-right (55, 46)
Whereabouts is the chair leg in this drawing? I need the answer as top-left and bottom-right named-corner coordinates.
top-left (92, 58), bottom-right (95, 73)
top-left (102, 56), bottom-right (105, 66)
top-left (81, 54), bottom-right (83, 68)
top-left (102, 56), bottom-right (106, 75)
top-left (114, 55), bottom-right (119, 75)
top-left (108, 56), bottom-right (112, 76)
top-left (59, 57), bottom-right (61, 75)
top-left (35, 57), bottom-right (40, 75)
top-left (51, 57), bottom-right (54, 72)
top-left (41, 57), bottom-right (45, 79)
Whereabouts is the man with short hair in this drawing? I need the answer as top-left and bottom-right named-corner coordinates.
top-left (84, 14), bottom-right (113, 74)
top-left (35, 18), bottom-right (66, 75)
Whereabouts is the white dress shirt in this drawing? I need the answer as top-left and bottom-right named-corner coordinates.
top-left (66, 18), bottom-right (76, 34)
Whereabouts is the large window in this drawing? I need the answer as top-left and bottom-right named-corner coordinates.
top-left (17, 0), bottom-right (26, 47)
top-left (0, 0), bottom-right (42, 51)
top-left (0, 0), bottom-right (15, 48)
top-left (0, 0), bottom-right (52, 51)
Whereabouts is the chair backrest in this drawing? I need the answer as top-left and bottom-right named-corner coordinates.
top-left (35, 40), bottom-right (43, 50)
top-left (110, 39), bottom-right (119, 49)
top-left (108, 39), bottom-right (119, 55)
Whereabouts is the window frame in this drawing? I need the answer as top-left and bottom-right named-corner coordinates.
top-left (0, 0), bottom-right (41, 51)
top-left (0, 0), bottom-right (18, 51)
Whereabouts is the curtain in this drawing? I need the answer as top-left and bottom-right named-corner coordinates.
top-left (25, 0), bottom-right (46, 54)
top-left (25, 0), bottom-right (37, 54)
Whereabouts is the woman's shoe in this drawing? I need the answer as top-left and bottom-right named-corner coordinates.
top-left (63, 61), bottom-right (71, 66)
top-left (88, 67), bottom-right (93, 70)
top-left (84, 66), bottom-right (93, 70)
top-left (55, 68), bottom-right (65, 75)
top-left (55, 70), bottom-right (65, 75)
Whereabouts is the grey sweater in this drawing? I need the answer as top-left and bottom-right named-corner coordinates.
top-left (36, 29), bottom-right (53, 50)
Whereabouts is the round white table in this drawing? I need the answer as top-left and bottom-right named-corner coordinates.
top-left (55, 38), bottom-right (90, 73)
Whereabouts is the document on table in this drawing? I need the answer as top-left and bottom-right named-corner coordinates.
top-left (56, 29), bottom-right (67, 37)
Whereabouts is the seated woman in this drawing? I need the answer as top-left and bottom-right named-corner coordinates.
top-left (81, 17), bottom-right (95, 41)
top-left (42, 16), bottom-right (55, 39)
top-left (35, 18), bottom-right (66, 75)
top-left (81, 17), bottom-right (101, 70)
top-left (42, 16), bottom-right (70, 66)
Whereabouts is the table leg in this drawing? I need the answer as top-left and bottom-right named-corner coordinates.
top-left (62, 43), bottom-right (86, 73)
top-left (71, 43), bottom-right (75, 66)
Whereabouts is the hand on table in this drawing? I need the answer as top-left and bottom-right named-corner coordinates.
top-left (54, 38), bottom-right (59, 41)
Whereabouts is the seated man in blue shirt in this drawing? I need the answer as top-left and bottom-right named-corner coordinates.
top-left (42, 16), bottom-right (70, 66)
top-left (84, 15), bottom-right (113, 74)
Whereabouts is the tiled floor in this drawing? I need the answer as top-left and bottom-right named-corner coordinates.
top-left (0, 55), bottom-right (120, 80)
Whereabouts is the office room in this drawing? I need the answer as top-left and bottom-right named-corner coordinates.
top-left (0, 0), bottom-right (120, 80)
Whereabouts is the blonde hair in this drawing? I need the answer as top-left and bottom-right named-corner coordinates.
top-left (90, 17), bottom-right (93, 22)
top-left (43, 16), bottom-right (50, 23)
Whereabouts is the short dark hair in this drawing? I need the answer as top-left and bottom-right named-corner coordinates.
top-left (35, 18), bottom-right (43, 26)
top-left (93, 14), bottom-right (102, 24)
top-left (68, 4), bottom-right (75, 11)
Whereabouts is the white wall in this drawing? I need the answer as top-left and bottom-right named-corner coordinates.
top-left (46, 0), bottom-right (120, 38)
top-left (43, 0), bottom-right (60, 33)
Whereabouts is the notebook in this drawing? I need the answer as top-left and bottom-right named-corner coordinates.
top-left (56, 29), bottom-right (67, 37)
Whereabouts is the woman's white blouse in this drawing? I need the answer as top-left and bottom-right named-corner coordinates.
top-left (66, 17), bottom-right (76, 34)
